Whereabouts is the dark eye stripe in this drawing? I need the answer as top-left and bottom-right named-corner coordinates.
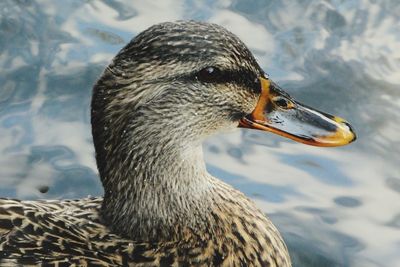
top-left (185, 68), bottom-right (261, 93)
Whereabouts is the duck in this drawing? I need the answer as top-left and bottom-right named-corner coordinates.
top-left (0, 21), bottom-right (355, 266)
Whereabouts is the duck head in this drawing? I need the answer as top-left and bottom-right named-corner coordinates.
top-left (93, 21), bottom-right (355, 151)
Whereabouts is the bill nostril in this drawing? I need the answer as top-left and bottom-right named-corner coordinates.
top-left (276, 98), bottom-right (288, 107)
top-left (273, 96), bottom-right (290, 108)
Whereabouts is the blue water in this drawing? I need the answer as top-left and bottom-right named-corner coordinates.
top-left (1, 1), bottom-right (399, 266)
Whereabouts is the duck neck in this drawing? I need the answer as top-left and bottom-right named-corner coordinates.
top-left (106, 141), bottom-right (215, 241)
top-left (96, 110), bottom-right (216, 241)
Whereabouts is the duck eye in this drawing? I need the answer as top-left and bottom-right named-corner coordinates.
top-left (196, 66), bottom-right (222, 83)
top-left (273, 96), bottom-right (294, 109)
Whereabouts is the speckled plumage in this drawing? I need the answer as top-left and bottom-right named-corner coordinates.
top-left (0, 21), bottom-right (291, 266)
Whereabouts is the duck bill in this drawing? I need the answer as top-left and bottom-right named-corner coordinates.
top-left (239, 77), bottom-right (356, 147)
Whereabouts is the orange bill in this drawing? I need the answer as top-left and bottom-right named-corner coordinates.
top-left (239, 77), bottom-right (356, 147)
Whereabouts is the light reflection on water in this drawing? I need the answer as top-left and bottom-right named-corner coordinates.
top-left (0, 1), bottom-right (399, 266)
